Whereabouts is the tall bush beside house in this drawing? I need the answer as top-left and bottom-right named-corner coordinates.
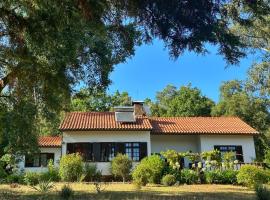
top-left (132, 155), bottom-right (165, 185)
top-left (111, 154), bottom-right (132, 183)
top-left (237, 165), bottom-right (270, 187)
top-left (59, 153), bottom-right (83, 182)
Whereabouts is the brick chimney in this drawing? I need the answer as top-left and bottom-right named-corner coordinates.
top-left (132, 101), bottom-right (146, 116)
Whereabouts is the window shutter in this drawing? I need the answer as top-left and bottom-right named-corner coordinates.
top-left (93, 143), bottom-right (101, 162)
top-left (236, 146), bottom-right (244, 162)
top-left (139, 143), bottom-right (147, 160)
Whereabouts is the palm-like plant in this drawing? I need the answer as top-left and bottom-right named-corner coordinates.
top-left (31, 179), bottom-right (55, 193)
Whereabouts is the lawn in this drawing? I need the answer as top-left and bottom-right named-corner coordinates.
top-left (0, 183), bottom-right (255, 200)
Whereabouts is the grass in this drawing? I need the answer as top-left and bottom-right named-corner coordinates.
top-left (0, 183), bottom-right (255, 200)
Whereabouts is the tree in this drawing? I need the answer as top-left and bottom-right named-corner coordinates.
top-left (71, 88), bottom-right (132, 112)
top-left (0, 0), bottom-right (264, 155)
top-left (148, 84), bottom-right (215, 117)
top-left (111, 154), bottom-right (132, 183)
top-left (246, 62), bottom-right (270, 101)
top-left (212, 80), bottom-right (270, 160)
top-left (228, 1), bottom-right (270, 54)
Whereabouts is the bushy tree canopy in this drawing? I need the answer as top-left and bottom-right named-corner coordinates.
top-left (148, 84), bottom-right (215, 117)
top-left (71, 88), bottom-right (132, 112)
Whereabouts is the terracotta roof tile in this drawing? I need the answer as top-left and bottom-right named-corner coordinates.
top-left (59, 112), bottom-right (258, 135)
top-left (150, 117), bottom-right (259, 135)
top-left (59, 112), bottom-right (152, 131)
top-left (38, 136), bottom-right (62, 147)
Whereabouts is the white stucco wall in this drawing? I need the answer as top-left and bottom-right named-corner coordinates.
top-left (199, 135), bottom-right (256, 163)
top-left (62, 130), bottom-right (151, 175)
top-left (151, 135), bottom-right (200, 167)
top-left (19, 147), bottom-right (62, 173)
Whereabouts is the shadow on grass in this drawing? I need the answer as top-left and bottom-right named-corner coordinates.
top-left (0, 188), bottom-right (256, 200)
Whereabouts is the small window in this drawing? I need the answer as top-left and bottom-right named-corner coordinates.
top-left (25, 153), bottom-right (54, 167)
top-left (125, 143), bottom-right (141, 161)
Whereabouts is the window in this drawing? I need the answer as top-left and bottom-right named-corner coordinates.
top-left (67, 143), bottom-right (93, 161)
top-left (100, 143), bottom-right (115, 161)
top-left (125, 143), bottom-right (140, 161)
top-left (25, 153), bottom-right (54, 167)
top-left (214, 145), bottom-right (244, 162)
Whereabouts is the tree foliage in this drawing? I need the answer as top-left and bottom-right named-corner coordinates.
top-left (212, 79), bottom-right (270, 160)
top-left (148, 84), bottom-right (215, 117)
top-left (0, 0), bottom-right (269, 155)
top-left (71, 88), bottom-right (132, 112)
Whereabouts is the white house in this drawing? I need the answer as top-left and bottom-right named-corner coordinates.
top-left (20, 102), bottom-right (258, 174)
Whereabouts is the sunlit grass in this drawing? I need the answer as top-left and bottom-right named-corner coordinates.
top-left (0, 183), bottom-right (256, 200)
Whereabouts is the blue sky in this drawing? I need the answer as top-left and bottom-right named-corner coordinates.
top-left (108, 40), bottom-right (258, 102)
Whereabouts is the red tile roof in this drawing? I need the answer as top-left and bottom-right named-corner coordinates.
top-left (59, 112), bottom-right (153, 131)
top-left (150, 117), bottom-right (259, 135)
top-left (59, 112), bottom-right (258, 135)
top-left (38, 136), bottom-right (62, 147)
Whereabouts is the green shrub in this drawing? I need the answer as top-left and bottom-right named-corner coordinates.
top-left (161, 174), bottom-right (176, 186)
top-left (180, 169), bottom-right (199, 184)
top-left (83, 163), bottom-right (99, 182)
top-left (60, 184), bottom-right (74, 200)
top-left (205, 169), bottom-right (238, 184)
top-left (40, 160), bottom-right (60, 182)
top-left (111, 154), bottom-right (132, 183)
top-left (205, 170), bottom-right (221, 184)
top-left (24, 172), bottom-right (40, 186)
top-left (132, 155), bottom-right (165, 185)
top-left (6, 173), bottom-right (24, 184)
top-left (0, 165), bottom-right (7, 182)
top-left (264, 150), bottom-right (270, 168)
top-left (222, 169), bottom-right (238, 184)
top-left (59, 153), bottom-right (83, 182)
top-left (255, 185), bottom-right (270, 200)
top-left (237, 165), bottom-right (270, 187)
